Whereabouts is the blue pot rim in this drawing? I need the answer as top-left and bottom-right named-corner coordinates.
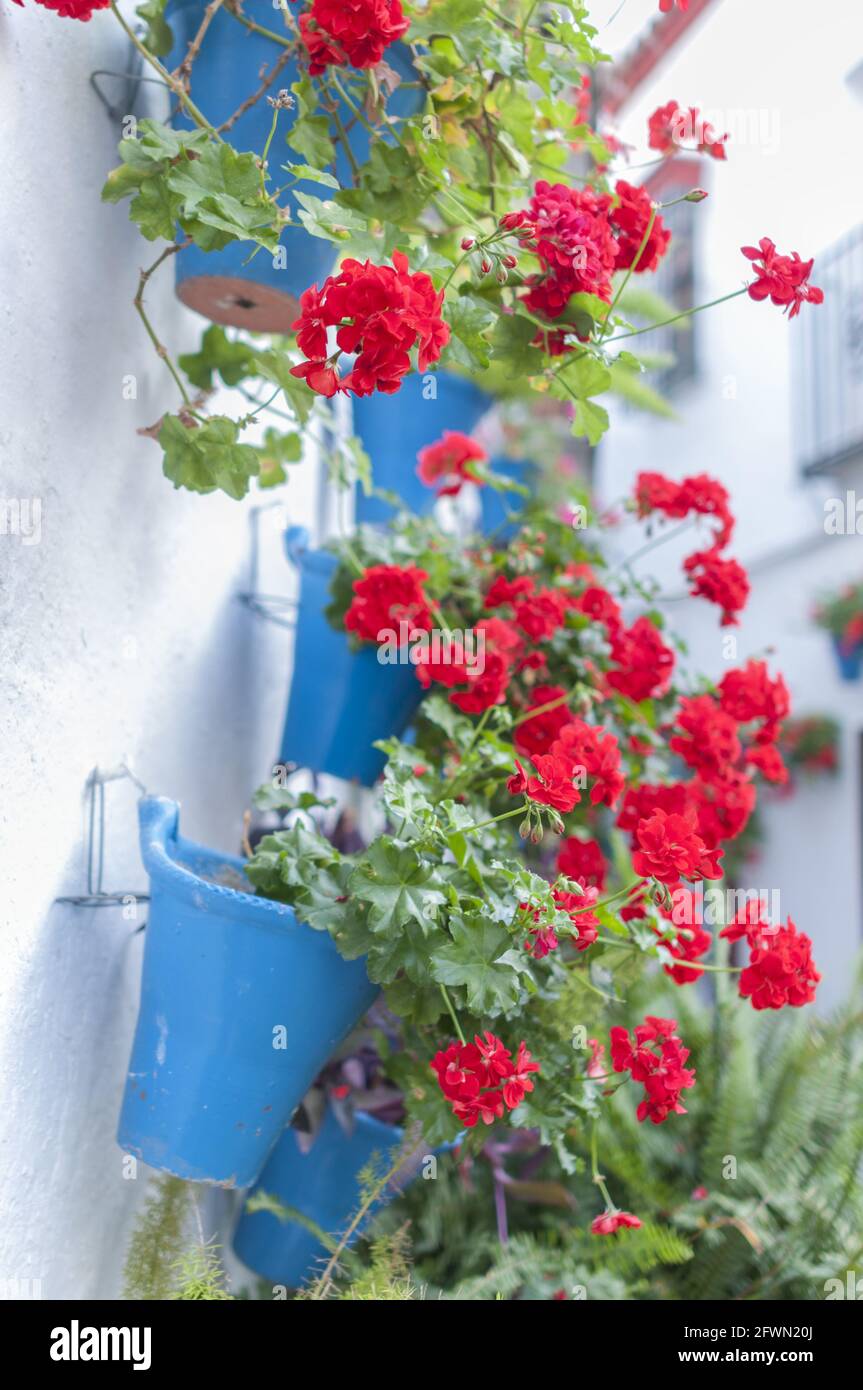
top-left (139, 796), bottom-right (299, 930)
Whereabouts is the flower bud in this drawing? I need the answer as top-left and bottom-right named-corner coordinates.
top-left (503, 253), bottom-right (518, 268)
top-left (685, 188), bottom-right (709, 203)
top-left (460, 236), bottom-right (476, 251)
top-left (480, 258), bottom-right (492, 275)
top-left (496, 266), bottom-right (508, 284)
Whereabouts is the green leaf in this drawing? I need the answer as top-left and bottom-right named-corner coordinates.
top-left (431, 917), bottom-right (527, 1015)
top-left (179, 326), bottom-right (257, 391)
top-left (158, 415), bottom-right (260, 500)
top-left (286, 114), bottom-right (336, 170)
top-left (572, 398), bottom-right (610, 446)
top-left (282, 160), bottom-right (339, 189)
top-left (443, 294), bottom-right (496, 370)
top-left (348, 839), bottom-right (446, 935)
top-left (135, 0), bottom-right (173, 56)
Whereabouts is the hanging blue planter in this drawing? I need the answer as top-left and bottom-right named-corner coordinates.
top-left (832, 635), bottom-right (863, 682)
top-left (479, 456), bottom-right (536, 536)
top-left (352, 371), bottom-right (492, 523)
top-left (233, 1106), bottom-right (445, 1286)
top-left (117, 798), bottom-right (378, 1186)
top-left (165, 0), bottom-right (421, 331)
top-left (278, 528), bottom-right (424, 785)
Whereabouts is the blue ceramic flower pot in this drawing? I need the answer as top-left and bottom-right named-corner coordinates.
top-left (165, 0), bottom-right (420, 331)
top-left (117, 797), bottom-right (378, 1186)
top-left (832, 635), bottom-right (863, 682)
top-left (233, 1106), bottom-right (442, 1286)
top-left (278, 528), bottom-right (425, 785)
top-left (351, 371), bottom-right (492, 523)
top-left (479, 456), bottom-right (535, 536)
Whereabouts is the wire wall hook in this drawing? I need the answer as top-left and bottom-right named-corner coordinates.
top-left (55, 764), bottom-right (150, 910)
top-left (236, 502), bottom-right (299, 629)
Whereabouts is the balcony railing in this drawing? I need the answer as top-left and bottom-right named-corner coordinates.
top-left (795, 223), bottom-right (863, 474)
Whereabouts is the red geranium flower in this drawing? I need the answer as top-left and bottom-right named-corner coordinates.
top-left (290, 251), bottom-right (449, 398)
top-left (344, 563), bottom-right (432, 643)
top-left (742, 237), bottom-right (824, 318)
top-left (720, 910), bottom-right (820, 1011)
top-left (557, 835), bottom-right (608, 890)
top-left (634, 470), bottom-right (735, 549)
top-left (632, 808), bottom-right (724, 884)
top-left (648, 101), bottom-right (728, 160)
top-left (520, 181), bottom-right (618, 322)
top-left (431, 1033), bottom-right (539, 1126)
top-left (683, 548), bottom-right (750, 626)
top-left (610, 1015), bottom-right (695, 1124)
top-left (449, 647), bottom-right (511, 714)
top-left (299, 0), bottom-right (409, 75)
top-left (591, 1210), bottom-right (643, 1235)
top-left (669, 695), bottom-right (742, 783)
top-left (610, 181), bottom-right (672, 274)
top-left (417, 431), bottom-right (488, 497)
top-left (718, 660), bottom-right (790, 731)
top-left (514, 685), bottom-right (572, 758)
top-left (553, 718), bottom-right (625, 808)
top-left (16, 0), bottom-right (110, 15)
top-left (507, 754), bottom-right (581, 813)
top-left (607, 616), bottom-right (676, 703)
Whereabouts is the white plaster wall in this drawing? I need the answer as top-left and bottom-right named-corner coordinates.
top-left (596, 0), bottom-right (863, 1009)
top-left (0, 9), bottom-right (317, 1298)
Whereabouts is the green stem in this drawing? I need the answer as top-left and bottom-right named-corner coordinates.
top-left (573, 878), bottom-right (645, 915)
top-left (461, 803), bottom-right (527, 835)
top-left (440, 984), bottom-right (467, 1046)
top-left (598, 204), bottom-right (657, 340)
top-left (603, 287), bottom-right (749, 346)
top-left (259, 108), bottom-right (280, 193)
top-left (590, 1122), bottom-right (616, 1210)
top-left (110, 3), bottom-right (220, 137)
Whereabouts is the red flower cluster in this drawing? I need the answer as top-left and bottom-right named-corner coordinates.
top-left (634, 471), bottom-right (748, 625)
top-left (486, 573), bottom-right (571, 642)
top-left (431, 1032), bottom-right (540, 1126)
top-left (670, 695), bottom-right (742, 782)
top-left (344, 564), bottom-right (432, 643)
top-left (610, 181), bottom-right (672, 273)
top-left (417, 431), bottom-right (487, 497)
top-left (11, 0), bottom-right (109, 15)
top-left (591, 1210), bottom-right (643, 1235)
top-left (521, 182), bottom-right (618, 319)
top-left (684, 549), bottom-right (750, 628)
top-left (610, 1015), bottom-right (695, 1124)
top-left (557, 835), bottom-right (608, 889)
top-left (631, 807), bottom-right (724, 885)
top-left (517, 179), bottom-right (670, 337)
top-left (618, 776), bottom-right (756, 867)
top-left (514, 684), bottom-right (573, 758)
top-left (635, 470), bottom-right (735, 548)
top-left (291, 251), bottom-right (449, 398)
top-left (508, 754), bottom-right (580, 813)
top-left (554, 718), bottom-right (625, 808)
top-left (607, 615), bottom-right (676, 702)
top-left (720, 905), bottom-right (820, 1011)
top-left (648, 101), bottom-right (728, 160)
top-left (742, 238), bottom-right (824, 319)
top-left (299, 0), bottom-right (409, 75)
